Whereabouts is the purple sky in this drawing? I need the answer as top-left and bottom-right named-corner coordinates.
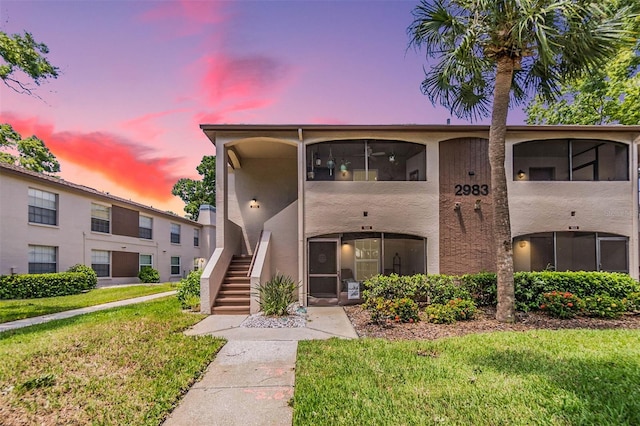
top-left (1, 0), bottom-right (527, 215)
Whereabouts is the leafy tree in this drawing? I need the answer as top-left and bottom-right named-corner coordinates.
top-left (0, 123), bottom-right (60, 174)
top-left (409, 0), bottom-right (633, 322)
top-left (526, 1), bottom-right (640, 125)
top-left (0, 31), bottom-right (59, 95)
top-left (172, 155), bottom-right (216, 220)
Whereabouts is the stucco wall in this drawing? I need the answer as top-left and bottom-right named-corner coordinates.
top-left (0, 169), bottom-right (205, 283)
top-left (263, 200), bottom-right (299, 284)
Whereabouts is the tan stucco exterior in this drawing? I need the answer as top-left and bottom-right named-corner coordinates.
top-left (0, 163), bottom-right (215, 284)
top-left (200, 124), bottom-right (640, 311)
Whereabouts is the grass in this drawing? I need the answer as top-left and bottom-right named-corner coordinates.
top-left (0, 297), bottom-right (224, 425)
top-left (0, 283), bottom-right (177, 323)
top-left (294, 330), bottom-right (640, 425)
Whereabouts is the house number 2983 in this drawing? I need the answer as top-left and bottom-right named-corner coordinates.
top-left (455, 184), bottom-right (489, 196)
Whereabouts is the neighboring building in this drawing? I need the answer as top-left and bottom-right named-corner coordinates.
top-left (198, 124), bottom-right (640, 314)
top-left (0, 162), bottom-right (216, 284)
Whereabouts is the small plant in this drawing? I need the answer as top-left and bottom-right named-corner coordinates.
top-left (255, 273), bottom-right (298, 316)
top-left (582, 294), bottom-right (626, 319)
top-left (138, 267), bottom-right (160, 283)
top-left (364, 297), bottom-right (420, 324)
top-left (67, 264), bottom-right (98, 289)
top-left (176, 269), bottom-right (202, 310)
top-left (539, 291), bottom-right (582, 319)
top-left (424, 303), bottom-right (457, 324)
top-left (447, 298), bottom-right (477, 321)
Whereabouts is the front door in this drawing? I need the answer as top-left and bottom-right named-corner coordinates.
top-left (308, 239), bottom-right (339, 305)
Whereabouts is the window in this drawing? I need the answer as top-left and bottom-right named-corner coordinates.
top-left (91, 250), bottom-right (110, 277)
top-left (514, 232), bottom-right (628, 273)
top-left (91, 203), bottom-right (110, 233)
top-left (28, 245), bottom-right (57, 273)
top-left (28, 188), bottom-right (57, 225)
top-left (355, 239), bottom-right (380, 281)
top-left (139, 254), bottom-right (153, 271)
top-left (513, 139), bottom-right (628, 181)
top-left (194, 229), bottom-right (200, 247)
top-left (170, 223), bottom-right (181, 244)
top-left (306, 140), bottom-right (426, 182)
top-left (139, 215), bottom-right (153, 239)
top-left (171, 256), bottom-right (181, 276)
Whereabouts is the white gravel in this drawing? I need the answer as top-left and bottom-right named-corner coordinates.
top-left (240, 303), bottom-right (307, 328)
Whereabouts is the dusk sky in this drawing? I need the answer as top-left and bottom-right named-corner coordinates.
top-left (1, 0), bottom-right (527, 215)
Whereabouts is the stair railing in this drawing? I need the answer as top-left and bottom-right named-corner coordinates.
top-left (247, 230), bottom-right (263, 277)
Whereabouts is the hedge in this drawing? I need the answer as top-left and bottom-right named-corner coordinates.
top-left (364, 271), bottom-right (640, 312)
top-left (0, 271), bottom-right (96, 300)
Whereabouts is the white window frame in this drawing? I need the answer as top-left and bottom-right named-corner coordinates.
top-left (170, 223), bottom-right (181, 244)
top-left (91, 203), bottom-right (111, 233)
top-left (139, 254), bottom-right (153, 271)
top-left (91, 249), bottom-right (111, 277)
top-left (170, 256), bottom-right (181, 276)
top-left (28, 188), bottom-right (58, 226)
top-left (139, 215), bottom-right (153, 239)
top-left (28, 245), bottom-right (57, 273)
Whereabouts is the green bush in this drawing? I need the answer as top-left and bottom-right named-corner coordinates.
top-left (625, 292), bottom-right (640, 312)
top-left (460, 271), bottom-right (640, 312)
top-left (0, 272), bottom-right (90, 299)
top-left (447, 298), bottom-right (478, 321)
top-left (255, 273), bottom-right (298, 316)
top-left (459, 272), bottom-right (497, 306)
top-left (176, 269), bottom-right (202, 310)
top-left (363, 297), bottom-right (420, 324)
top-left (582, 294), bottom-right (626, 319)
top-left (424, 303), bottom-right (457, 324)
top-left (363, 274), bottom-right (471, 305)
top-left (138, 267), bottom-right (160, 283)
top-left (66, 264), bottom-right (98, 289)
top-left (539, 291), bottom-right (583, 319)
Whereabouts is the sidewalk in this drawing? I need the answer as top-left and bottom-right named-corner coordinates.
top-left (163, 307), bottom-right (359, 426)
top-left (0, 291), bottom-right (177, 333)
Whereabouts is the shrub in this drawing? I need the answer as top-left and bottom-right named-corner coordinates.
top-left (138, 267), bottom-right (160, 283)
top-left (0, 272), bottom-right (89, 299)
top-left (364, 297), bottom-right (420, 324)
top-left (363, 274), bottom-right (471, 305)
top-left (424, 303), bottom-right (457, 324)
top-left (624, 292), bottom-right (640, 313)
top-left (539, 291), bottom-right (583, 319)
top-left (447, 298), bottom-right (478, 321)
top-left (459, 272), bottom-right (497, 306)
top-left (66, 264), bottom-right (98, 289)
top-left (582, 294), bottom-right (626, 319)
top-left (255, 273), bottom-right (298, 316)
top-left (176, 269), bottom-right (202, 310)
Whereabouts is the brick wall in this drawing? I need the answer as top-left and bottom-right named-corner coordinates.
top-left (439, 138), bottom-right (495, 275)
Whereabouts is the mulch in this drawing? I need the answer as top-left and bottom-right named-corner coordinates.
top-left (344, 305), bottom-right (640, 341)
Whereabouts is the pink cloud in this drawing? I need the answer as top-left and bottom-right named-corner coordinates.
top-left (199, 54), bottom-right (291, 105)
top-left (2, 113), bottom-right (183, 201)
top-left (120, 109), bottom-right (187, 141)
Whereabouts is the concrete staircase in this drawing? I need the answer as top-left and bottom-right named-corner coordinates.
top-left (212, 255), bottom-right (251, 315)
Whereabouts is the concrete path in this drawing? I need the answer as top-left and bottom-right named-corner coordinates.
top-left (0, 291), bottom-right (177, 332)
top-left (163, 307), bottom-right (359, 426)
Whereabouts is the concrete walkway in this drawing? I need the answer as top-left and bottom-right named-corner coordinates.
top-left (163, 307), bottom-right (359, 426)
top-left (0, 291), bottom-right (176, 332)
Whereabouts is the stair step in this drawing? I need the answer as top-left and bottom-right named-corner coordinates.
top-left (212, 305), bottom-right (250, 315)
top-left (219, 289), bottom-right (251, 296)
top-left (224, 276), bottom-right (250, 283)
top-left (227, 270), bottom-right (249, 276)
top-left (221, 283), bottom-right (250, 290)
top-left (215, 296), bottom-right (250, 305)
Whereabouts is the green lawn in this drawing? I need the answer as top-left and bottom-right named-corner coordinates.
top-left (294, 330), bottom-right (640, 425)
top-left (0, 297), bottom-right (223, 425)
top-left (0, 283), bottom-right (177, 323)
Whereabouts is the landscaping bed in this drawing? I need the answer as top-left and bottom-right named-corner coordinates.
top-left (345, 305), bottom-right (640, 341)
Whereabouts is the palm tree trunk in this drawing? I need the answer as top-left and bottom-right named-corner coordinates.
top-left (490, 57), bottom-right (516, 323)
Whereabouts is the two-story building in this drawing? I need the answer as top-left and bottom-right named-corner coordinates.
top-left (198, 124), bottom-right (640, 314)
top-left (0, 162), bottom-right (216, 285)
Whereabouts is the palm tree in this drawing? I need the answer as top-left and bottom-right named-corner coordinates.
top-left (409, 0), bottom-right (633, 322)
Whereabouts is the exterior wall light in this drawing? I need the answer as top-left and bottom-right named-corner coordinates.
top-left (517, 169), bottom-right (525, 179)
top-left (454, 202), bottom-right (461, 210)
top-left (519, 240), bottom-right (527, 248)
top-left (474, 199), bottom-right (481, 210)
top-left (250, 198), bottom-right (260, 208)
